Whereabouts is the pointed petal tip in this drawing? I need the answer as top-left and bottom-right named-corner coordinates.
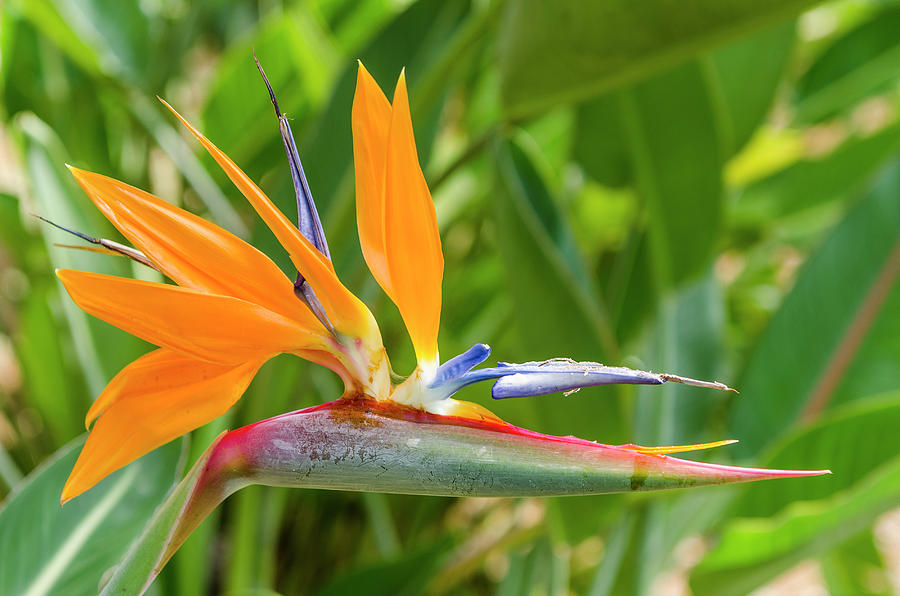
top-left (395, 68), bottom-right (407, 94)
top-left (158, 97), bottom-right (188, 129)
top-left (355, 60), bottom-right (377, 89)
top-left (253, 54), bottom-right (281, 118)
top-left (60, 478), bottom-right (81, 505)
top-left (797, 468), bottom-right (832, 476)
top-left (65, 164), bottom-right (88, 182)
top-left (660, 373), bottom-right (738, 393)
top-left (355, 60), bottom-right (371, 83)
top-left (755, 467), bottom-right (832, 480)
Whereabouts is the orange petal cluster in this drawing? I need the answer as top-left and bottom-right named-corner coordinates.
top-left (58, 96), bottom-right (393, 500)
top-left (60, 63), bottom-right (471, 502)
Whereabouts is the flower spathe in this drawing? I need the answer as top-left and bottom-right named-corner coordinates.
top-left (56, 62), bottom-right (827, 505)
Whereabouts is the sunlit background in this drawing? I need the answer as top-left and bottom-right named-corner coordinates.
top-left (2, 0), bottom-right (900, 594)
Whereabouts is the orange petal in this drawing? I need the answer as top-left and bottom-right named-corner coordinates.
top-left (66, 166), bottom-right (318, 329)
top-left (160, 98), bottom-right (374, 340)
top-left (57, 269), bottom-right (325, 364)
top-left (383, 71), bottom-right (443, 365)
top-left (352, 62), bottom-right (393, 297)
top-left (441, 399), bottom-right (506, 424)
top-left (63, 350), bottom-right (264, 502)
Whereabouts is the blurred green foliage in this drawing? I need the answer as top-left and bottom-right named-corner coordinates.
top-left (1, 0), bottom-right (900, 594)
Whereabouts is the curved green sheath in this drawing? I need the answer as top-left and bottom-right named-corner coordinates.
top-left (101, 399), bottom-right (827, 595)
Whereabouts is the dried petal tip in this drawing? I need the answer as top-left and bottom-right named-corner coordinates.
top-left (659, 373), bottom-right (737, 392)
top-left (34, 214), bottom-right (157, 270)
top-left (253, 55), bottom-right (330, 259)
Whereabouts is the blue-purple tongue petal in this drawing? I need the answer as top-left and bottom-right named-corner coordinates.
top-left (431, 344), bottom-right (492, 387)
top-left (255, 55), bottom-right (334, 334)
top-left (426, 354), bottom-right (733, 401)
top-left (254, 56), bottom-right (330, 258)
top-left (279, 116), bottom-right (330, 258)
top-left (491, 360), bottom-right (734, 399)
top-left (491, 363), bottom-right (662, 398)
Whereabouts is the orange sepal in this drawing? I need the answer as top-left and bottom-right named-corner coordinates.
top-left (57, 269), bottom-right (325, 365)
top-left (382, 71), bottom-right (443, 365)
top-left (159, 98), bottom-right (375, 341)
top-left (352, 62), bottom-right (393, 297)
top-left (440, 399), bottom-right (506, 425)
top-left (66, 166), bottom-right (317, 328)
top-left (63, 350), bottom-right (264, 503)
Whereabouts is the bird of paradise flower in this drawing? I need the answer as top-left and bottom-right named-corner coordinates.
top-left (47, 60), bottom-right (827, 592)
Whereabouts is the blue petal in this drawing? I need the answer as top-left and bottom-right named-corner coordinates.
top-left (256, 56), bottom-right (334, 334)
top-left (280, 116), bottom-right (330, 258)
top-left (255, 57), bottom-right (330, 257)
top-left (427, 355), bottom-right (732, 401)
top-left (490, 361), bottom-right (663, 399)
top-left (431, 344), bottom-right (491, 387)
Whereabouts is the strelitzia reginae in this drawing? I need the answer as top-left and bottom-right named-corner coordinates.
top-left (49, 61), bottom-right (827, 592)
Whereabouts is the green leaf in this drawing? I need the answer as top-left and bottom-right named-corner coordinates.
top-left (202, 8), bottom-right (338, 167)
top-left (0, 438), bottom-right (181, 596)
top-left (691, 458), bottom-right (900, 595)
top-left (707, 21), bottom-right (796, 155)
top-left (605, 228), bottom-right (657, 344)
top-left (15, 112), bottom-right (145, 393)
top-left (572, 95), bottom-right (631, 188)
top-left (587, 510), bottom-right (636, 596)
top-left (628, 272), bottom-right (728, 590)
top-left (618, 61), bottom-right (723, 286)
top-left (498, 0), bottom-right (821, 118)
top-left (2, 18), bottom-right (115, 172)
top-left (313, 0), bottom-right (399, 52)
top-left (794, 5), bottom-right (900, 124)
top-left (730, 160), bottom-right (900, 457)
top-left (733, 394), bottom-right (900, 519)
top-left (14, 283), bottom-right (84, 443)
top-left (820, 532), bottom-right (891, 596)
top-left (36, 0), bottom-right (156, 84)
top-left (7, 0), bottom-right (103, 79)
top-left (316, 539), bottom-right (452, 596)
top-left (691, 397), bottom-right (900, 595)
top-left (572, 21), bottom-right (794, 188)
top-left (0, 191), bottom-right (30, 270)
top-left (733, 123), bottom-right (900, 224)
top-left (634, 270), bottom-right (726, 446)
top-left (830, 279), bottom-right (900, 408)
